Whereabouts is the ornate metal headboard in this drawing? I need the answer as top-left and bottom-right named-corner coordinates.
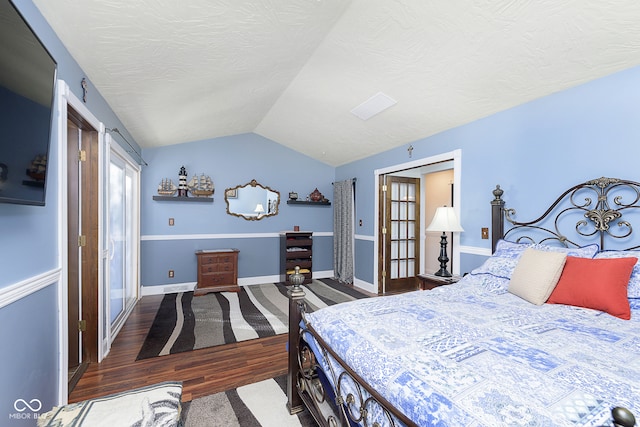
top-left (491, 177), bottom-right (640, 253)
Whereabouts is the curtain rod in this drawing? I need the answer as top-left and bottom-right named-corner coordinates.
top-left (106, 127), bottom-right (148, 166)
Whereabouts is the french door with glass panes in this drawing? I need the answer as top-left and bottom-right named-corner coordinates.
top-left (380, 175), bottom-right (420, 294)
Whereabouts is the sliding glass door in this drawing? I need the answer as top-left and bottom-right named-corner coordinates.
top-left (106, 141), bottom-right (139, 351)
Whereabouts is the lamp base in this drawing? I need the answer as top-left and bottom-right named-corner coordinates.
top-left (435, 232), bottom-right (452, 278)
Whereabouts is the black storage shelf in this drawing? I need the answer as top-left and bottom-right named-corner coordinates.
top-left (281, 231), bottom-right (313, 285)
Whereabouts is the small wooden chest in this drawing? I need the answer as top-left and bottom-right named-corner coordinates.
top-left (195, 249), bottom-right (240, 295)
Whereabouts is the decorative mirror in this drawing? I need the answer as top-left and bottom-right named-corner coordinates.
top-left (225, 179), bottom-right (280, 221)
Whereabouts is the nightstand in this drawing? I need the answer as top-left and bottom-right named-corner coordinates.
top-left (417, 273), bottom-right (461, 290)
top-left (195, 249), bottom-right (240, 295)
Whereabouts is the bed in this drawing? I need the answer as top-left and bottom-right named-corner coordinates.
top-left (286, 177), bottom-right (640, 427)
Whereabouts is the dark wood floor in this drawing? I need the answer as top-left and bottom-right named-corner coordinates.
top-left (69, 294), bottom-right (288, 403)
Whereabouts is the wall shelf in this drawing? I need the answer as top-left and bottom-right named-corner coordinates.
top-left (287, 200), bottom-right (331, 206)
top-left (153, 195), bottom-right (213, 203)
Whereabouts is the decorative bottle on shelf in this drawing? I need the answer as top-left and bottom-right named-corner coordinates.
top-left (309, 188), bottom-right (323, 202)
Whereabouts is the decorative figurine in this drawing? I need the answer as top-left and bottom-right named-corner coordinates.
top-left (187, 173), bottom-right (214, 197)
top-left (309, 188), bottom-right (323, 202)
top-left (26, 154), bottom-right (47, 181)
top-left (157, 178), bottom-right (177, 196)
top-left (178, 166), bottom-right (188, 197)
top-left (289, 191), bottom-right (298, 201)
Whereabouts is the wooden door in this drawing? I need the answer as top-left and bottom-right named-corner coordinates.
top-left (67, 106), bottom-right (99, 392)
top-left (67, 119), bottom-right (83, 389)
top-left (379, 175), bottom-right (420, 294)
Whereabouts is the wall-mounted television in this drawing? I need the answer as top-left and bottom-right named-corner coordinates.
top-left (0, 0), bottom-right (57, 206)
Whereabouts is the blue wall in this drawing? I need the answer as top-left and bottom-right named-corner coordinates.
top-left (140, 133), bottom-right (335, 288)
top-left (0, 286), bottom-right (58, 425)
top-left (0, 0), bottom-right (142, 416)
top-left (338, 65), bottom-right (640, 281)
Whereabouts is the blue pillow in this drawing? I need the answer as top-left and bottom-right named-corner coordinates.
top-left (595, 250), bottom-right (640, 299)
top-left (470, 239), bottom-right (599, 281)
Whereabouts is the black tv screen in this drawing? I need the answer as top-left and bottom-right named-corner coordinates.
top-left (0, 0), bottom-right (57, 206)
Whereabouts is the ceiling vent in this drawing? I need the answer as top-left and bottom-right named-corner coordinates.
top-left (350, 92), bottom-right (397, 120)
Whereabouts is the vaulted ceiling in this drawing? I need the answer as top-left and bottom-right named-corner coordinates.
top-left (32, 0), bottom-right (640, 166)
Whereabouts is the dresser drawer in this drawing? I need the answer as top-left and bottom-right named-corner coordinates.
top-left (199, 254), bottom-right (235, 265)
top-left (285, 259), bottom-right (312, 269)
top-left (285, 249), bottom-right (312, 259)
top-left (201, 262), bottom-right (234, 273)
top-left (200, 272), bottom-right (234, 287)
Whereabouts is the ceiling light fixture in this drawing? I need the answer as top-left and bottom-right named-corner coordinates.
top-left (350, 92), bottom-right (397, 121)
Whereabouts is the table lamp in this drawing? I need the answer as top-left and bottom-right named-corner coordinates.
top-left (426, 206), bottom-right (464, 277)
top-left (254, 203), bottom-right (265, 219)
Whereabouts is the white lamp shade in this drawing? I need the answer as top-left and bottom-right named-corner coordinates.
top-left (426, 207), bottom-right (464, 232)
top-left (254, 203), bottom-right (265, 213)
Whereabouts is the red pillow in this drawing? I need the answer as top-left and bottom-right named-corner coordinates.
top-left (547, 256), bottom-right (636, 320)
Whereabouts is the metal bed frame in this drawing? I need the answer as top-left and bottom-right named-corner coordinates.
top-left (491, 176), bottom-right (640, 252)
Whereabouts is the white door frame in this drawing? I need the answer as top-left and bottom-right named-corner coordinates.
top-left (373, 149), bottom-right (462, 294)
top-left (56, 79), bottom-right (105, 403)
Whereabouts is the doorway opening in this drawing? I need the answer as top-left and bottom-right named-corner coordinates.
top-left (424, 168), bottom-right (455, 275)
top-left (375, 150), bottom-right (461, 295)
top-left (59, 82), bottom-right (142, 398)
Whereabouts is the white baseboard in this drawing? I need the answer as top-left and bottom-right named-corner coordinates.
top-left (141, 282), bottom-right (197, 296)
top-left (312, 270), bottom-right (334, 280)
top-left (141, 270), bottom-right (338, 296)
top-left (353, 277), bottom-right (376, 294)
top-left (238, 275), bottom-right (281, 286)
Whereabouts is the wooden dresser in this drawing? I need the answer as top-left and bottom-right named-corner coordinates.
top-left (195, 249), bottom-right (240, 295)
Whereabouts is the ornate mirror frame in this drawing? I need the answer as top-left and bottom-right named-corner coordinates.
top-left (224, 179), bottom-right (280, 221)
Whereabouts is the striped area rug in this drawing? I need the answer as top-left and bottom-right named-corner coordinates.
top-left (136, 279), bottom-right (367, 360)
top-left (181, 375), bottom-right (316, 427)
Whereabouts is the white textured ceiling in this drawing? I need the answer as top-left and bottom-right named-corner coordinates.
top-left (32, 0), bottom-right (640, 166)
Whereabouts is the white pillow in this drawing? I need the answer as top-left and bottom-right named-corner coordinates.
top-left (508, 248), bottom-right (567, 305)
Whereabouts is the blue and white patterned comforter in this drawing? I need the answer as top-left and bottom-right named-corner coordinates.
top-left (304, 274), bottom-right (640, 426)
